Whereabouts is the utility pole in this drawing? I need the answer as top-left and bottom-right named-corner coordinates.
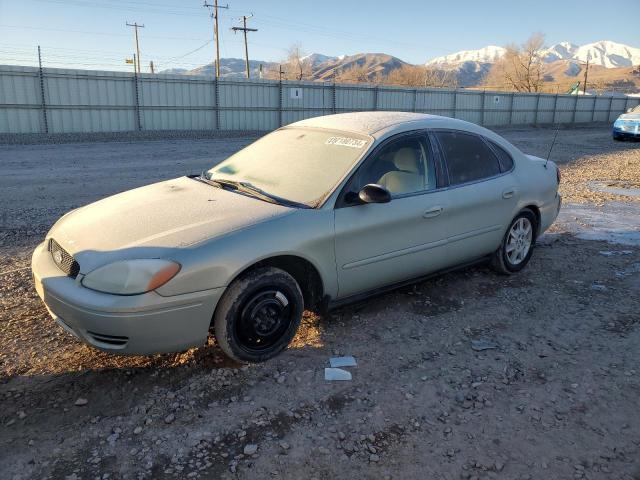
top-left (232, 14), bottom-right (257, 79)
top-left (126, 22), bottom-right (145, 73)
top-left (583, 56), bottom-right (590, 95)
top-left (204, 1), bottom-right (229, 78)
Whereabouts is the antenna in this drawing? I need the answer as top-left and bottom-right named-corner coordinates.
top-left (545, 127), bottom-right (559, 169)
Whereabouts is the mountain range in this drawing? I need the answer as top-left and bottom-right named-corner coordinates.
top-left (160, 40), bottom-right (640, 90)
top-left (426, 40), bottom-right (640, 68)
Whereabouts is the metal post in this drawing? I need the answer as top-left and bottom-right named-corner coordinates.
top-left (452, 90), bottom-right (457, 118)
top-left (37, 46), bottom-right (48, 134)
top-left (590, 95), bottom-right (597, 123)
top-left (332, 82), bottom-right (337, 114)
top-left (481, 90), bottom-right (486, 125)
top-left (413, 88), bottom-right (418, 113)
top-left (572, 94), bottom-right (578, 123)
top-left (607, 95), bottom-right (614, 122)
top-left (534, 93), bottom-right (541, 125)
top-left (214, 76), bottom-right (220, 130)
top-left (132, 54), bottom-right (142, 131)
top-left (552, 93), bottom-right (559, 124)
top-left (278, 79), bottom-right (283, 127)
top-left (373, 86), bottom-right (378, 111)
top-left (509, 92), bottom-right (515, 125)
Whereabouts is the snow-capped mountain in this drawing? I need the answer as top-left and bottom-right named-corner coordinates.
top-left (571, 41), bottom-right (640, 68)
top-left (300, 53), bottom-right (337, 66)
top-left (540, 42), bottom-right (578, 62)
top-left (426, 46), bottom-right (506, 66)
top-left (426, 40), bottom-right (640, 69)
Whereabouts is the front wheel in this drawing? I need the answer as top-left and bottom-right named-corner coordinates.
top-left (213, 267), bottom-right (304, 363)
top-left (491, 210), bottom-right (536, 274)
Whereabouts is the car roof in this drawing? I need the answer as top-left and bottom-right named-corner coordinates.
top-left (289, 111), bottom-right (477, 137)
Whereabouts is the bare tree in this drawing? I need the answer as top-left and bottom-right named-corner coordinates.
top-left (383, 65), bottom-right (457, 88)
top-left (335, 64), bottom-right (370, 84)
top-left (264, 43), bottom-right (313, 80)
top-left (283, 44), bottom-right (312, 80)
top-left (485, 33), bottom-right (546, 92)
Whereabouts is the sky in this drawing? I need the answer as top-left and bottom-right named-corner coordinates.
top-left (0, 0), bottom-right (638, 72)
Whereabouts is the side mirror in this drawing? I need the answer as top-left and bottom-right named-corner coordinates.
top-left (358, 184), bottom-right (391, 204)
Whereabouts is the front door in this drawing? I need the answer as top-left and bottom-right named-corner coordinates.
top-left (333, 132), bottom-right (451, 298)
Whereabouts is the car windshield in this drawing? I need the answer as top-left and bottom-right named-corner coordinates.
top-left (206, 127), bottom-right (371, 207)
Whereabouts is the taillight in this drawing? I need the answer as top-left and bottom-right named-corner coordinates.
top-left (556, 167), bottom-right (561, 185)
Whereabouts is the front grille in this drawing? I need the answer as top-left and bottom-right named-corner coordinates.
top-left (48, 239), bottom-right (80, 278)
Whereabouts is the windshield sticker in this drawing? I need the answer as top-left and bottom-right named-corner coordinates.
top-left (325, 136), bottom-right (367, 149)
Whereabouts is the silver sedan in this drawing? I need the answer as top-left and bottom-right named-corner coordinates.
top-left (32, 112), bottom-right (562, 363)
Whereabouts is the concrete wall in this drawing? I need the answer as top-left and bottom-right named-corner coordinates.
top-left (1, 65), bottom-right (638, 134)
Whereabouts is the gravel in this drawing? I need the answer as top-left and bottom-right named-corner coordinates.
top-left (1, 126), bottom-right (639, 479)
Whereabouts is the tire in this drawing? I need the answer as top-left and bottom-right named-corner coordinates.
top-left (491, 210), bottom-right (537, 275)
top-left (213, 267), bottom-right (304, 363)
top-left (612, 135), bottom-right (622, 141)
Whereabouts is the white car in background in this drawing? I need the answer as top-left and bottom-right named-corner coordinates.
top-left (32, 112), bottom-right (562, 363)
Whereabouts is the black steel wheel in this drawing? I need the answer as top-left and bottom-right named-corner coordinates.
top-left (213, 267), bottom-right (303, 363)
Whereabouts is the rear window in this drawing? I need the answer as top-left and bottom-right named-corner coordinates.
top-left (488, 141), bottom-right (514, 172)
top-left (436, 131), bottom-right (501, 185)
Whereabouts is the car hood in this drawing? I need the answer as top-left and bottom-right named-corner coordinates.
top-left (617, 113), bottom-right (640, 121)
top-left (48, 176), bottom-right (293, 271)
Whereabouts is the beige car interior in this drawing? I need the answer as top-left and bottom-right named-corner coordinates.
top-left (377, 147), bottom-right (425, 194)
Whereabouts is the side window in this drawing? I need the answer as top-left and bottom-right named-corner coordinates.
top-left (488, 140), bottom-right (514, 172)
top-left (436, 131), bottom-right (501, 185)
top-left (356, 135), bottom-right (436, 197)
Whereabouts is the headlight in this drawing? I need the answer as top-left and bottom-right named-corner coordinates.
top-left (82, 259), bottom-right (181, 295)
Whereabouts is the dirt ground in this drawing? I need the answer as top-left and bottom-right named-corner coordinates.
top-left (1, 126), bottom-right (639, 480)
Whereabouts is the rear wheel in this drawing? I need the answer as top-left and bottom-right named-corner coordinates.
top-left (213, 267), bottom-right (303, 363)
top-left (491, 210), bottom-right (536, 274)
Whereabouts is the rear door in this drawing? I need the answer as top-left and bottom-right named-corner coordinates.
top-left (333, 132), bottom-right (452, 298)
top-left (433, 130), bottom-right (518, 262)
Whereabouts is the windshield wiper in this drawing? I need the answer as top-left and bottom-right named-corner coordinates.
top-left (198, 173), bottom-right (309, 209)
top-left (235, 181), bottom-right (310, 209)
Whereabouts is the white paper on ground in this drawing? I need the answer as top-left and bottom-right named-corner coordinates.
top-left (324, 368), bottom-right (352, 381)
top-left (329, 356), bottom-right (357, 368)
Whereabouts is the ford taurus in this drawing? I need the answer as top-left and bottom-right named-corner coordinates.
top-left (32, 112), bottom-right (562, 363)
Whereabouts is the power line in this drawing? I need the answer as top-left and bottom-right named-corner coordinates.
top-left (156, 39), bottom-right (213, 70)
top-left (231, 15), bottom-right (257, 79)
top-left (0, 24), bottom-right (207, 42)
top-left (27, 0), bottom-right (449, 55)
top-left (33, 0), bottom-right (204, 17)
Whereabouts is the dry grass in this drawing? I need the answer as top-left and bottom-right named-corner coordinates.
top-left (559, 150), bottom-right (640, 204)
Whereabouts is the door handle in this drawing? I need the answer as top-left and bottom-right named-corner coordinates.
top-left (502, 189), bottom-right (516, 199)
top-left (423, 206), bottom-right (443, 218)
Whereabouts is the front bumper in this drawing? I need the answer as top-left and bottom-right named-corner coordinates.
top-left (613, 126), bottom-right (640, 139)
top-left (32, 241), bottom-right (225, 355)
